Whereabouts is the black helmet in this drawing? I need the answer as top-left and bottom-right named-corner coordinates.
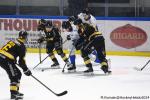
top-left (19, 30), bottom-right (28, 39)
top-left (73, 19), bottom-right (82, 25)
top-left (68, 16), bottom-right (76, 22)
top-left (82, 8), bottom-right (90, 15)
top-left (62, 21), bottom-right (68, 29)
top-left (39, 19), bottom-right (47, 25)
top-left (45, 21), bottom-right (53, 28)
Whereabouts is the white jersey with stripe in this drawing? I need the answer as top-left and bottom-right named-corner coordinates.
top-left (64, 23), bottom-right (79, 55)
top-left (65, 23), bottom-right (79, 41)
top-left (78, 13), bottom-right (98, 31)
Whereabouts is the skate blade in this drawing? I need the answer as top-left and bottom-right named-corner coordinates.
top-left (83, 72), bottom-right (94, 76)
top-left (11, 98), bottom-right (23, 100)
top-left (68, 69), bottom-right (76, 73)
top-left (105, 71), bottom-right (112, 75)
top-left (16, 99), bottom-right (23, 100)
top-left (50, 66), bottom-right (61, 69)
top-left (67, 65), bottom-right (73, 68)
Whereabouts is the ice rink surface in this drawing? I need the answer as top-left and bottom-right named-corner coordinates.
top-left (0, 53), bottom-right (150, 100)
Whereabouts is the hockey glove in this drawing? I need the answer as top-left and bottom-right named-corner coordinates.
top-left (54, 42), bottom-right (62, 49)
top-left (67, 35), bottom-right (71, 40)
top-left (24, 69), bottom-right (32, 76)
top-left (38, 37), bottom-right (45, 43)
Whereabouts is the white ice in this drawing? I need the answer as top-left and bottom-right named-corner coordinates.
top-left (0, 53), bottom-right (150, 100)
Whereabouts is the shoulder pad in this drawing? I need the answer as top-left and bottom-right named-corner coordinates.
top-left (15, 40), bottom-right (21, 46)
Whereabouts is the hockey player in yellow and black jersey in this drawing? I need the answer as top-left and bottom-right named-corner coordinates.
top-left (0, 31), bottom-right (32, 100)
top-left (73, 19), bottom-right (111, 74)
top-left (37, 19), bottom-right (72, 68)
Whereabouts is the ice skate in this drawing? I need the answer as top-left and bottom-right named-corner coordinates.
top-left (17, 92), bottom-right (24, 97)
top-left (66, 62), bottom-right (73, 68)
top-left (101, 65), bottom-right (111, 75)
top-left (51, 63), bottom-right (60, 69)
top-left (68, 64), bottom-right (76, 73)
top-left (11, 93), bottom-right (23, 100)
top-left (105, 70), bottom-right (112, 75)
top-left (84, 67), bottom-right (94, 75)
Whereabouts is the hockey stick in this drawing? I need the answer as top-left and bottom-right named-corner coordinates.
top-left (31, 75), bottom-right (68, 96)
top-left (134, 60), bottom-right (150, 71)
top-left (33, 54), bottom-right (50, 70)
top-left (33, 39), bottom-right (68, 70)
top-left (39, 43), bottom-right (42, 63)
top-left (39, 31), bottom-right (42, 63)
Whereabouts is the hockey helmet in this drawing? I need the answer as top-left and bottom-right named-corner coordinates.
top-left (39, 19), bottom-right (47, 25)
top-left (45, 21), bottom-right (53, 28)
top-left (19, 30), bottom-right (28, 39)
top-left (73, 19), bottom-right (82, 25)
top-left (68, 16), bottom-right (76, 22)
top-left (82, 8), bottom-right (90, 15)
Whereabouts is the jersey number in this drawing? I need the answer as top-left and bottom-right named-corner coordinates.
top-left (2, 41), bottom-right (15, 51)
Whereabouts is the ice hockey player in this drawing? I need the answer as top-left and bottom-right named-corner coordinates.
top-left (78, 8), bottom-right (104, 63)
top-left (73, 19), bottom-right (111, 74)
top-left (37, 20), bottom-right (73, 68)
top-left (62, 16), bottom-right (80, 72)
top-left (0, 31), bottom-right (32, 100)
top-left (78, 8), bottom-right (112, 66)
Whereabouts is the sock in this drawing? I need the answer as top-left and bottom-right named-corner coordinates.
top-left (69, 55), bottom-right (75, 64)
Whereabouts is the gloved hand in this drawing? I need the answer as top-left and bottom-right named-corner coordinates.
top-left (54, 41), bottom-right (62, 49)
top-left (37, 37), bottom-right (44, 43)
top-left (24, 69), bottom-right (32, 76)
top-left (67, 35), bottom-right (71, 40)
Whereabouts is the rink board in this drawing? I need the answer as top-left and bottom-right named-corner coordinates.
top-left (0, 15), bottom-right (150, 56)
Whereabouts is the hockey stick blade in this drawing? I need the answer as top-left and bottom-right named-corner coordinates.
top-left (62, 69), bottom-right (65, 73)
top-left (134, 60), bottom-right (150, 71)
top-left (56, 90), bottom-right (68, 96)
top-left (133, 67), bottom-right (142, 71)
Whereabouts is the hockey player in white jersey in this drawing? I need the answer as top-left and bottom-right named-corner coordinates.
top-left (62, 16), bottom-right (79, 72)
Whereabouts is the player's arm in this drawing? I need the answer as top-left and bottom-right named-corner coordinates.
top-left (53, 28), bottom-right (62, 41)
top-left (18, 45), bottom-right (31, 76)
top-left (90, 16), bottom-right (98, 31)
top-left (37, 35), bottom-right (46, 43)
top-left (18, 47), bottom-right (28, 70)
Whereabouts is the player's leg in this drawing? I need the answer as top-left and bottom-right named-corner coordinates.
top-left (9, 66), bottom-right (23, 100)
top-left (0, 57), bottom-right (23, 100)
top-left (81, 48), bottom-right (93, 73)
top-left (46, 43), bottom-right (60, 68)
top-left (67, 41), bottom-right (76, 72)
top-left (92, 36), bottom-right (111, 74)
top-left (89, 49), bottom-right (111, 68)
top-left (89, 49), bottom-right (101, 63)
top-left (56, 48), bottom-right (73, 68)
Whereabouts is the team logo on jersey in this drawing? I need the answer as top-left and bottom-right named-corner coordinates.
top-left (110, 24), bottom-right (147, 49)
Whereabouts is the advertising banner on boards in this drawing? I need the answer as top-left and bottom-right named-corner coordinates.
top-left (0, 17), bottom-right (149, 52)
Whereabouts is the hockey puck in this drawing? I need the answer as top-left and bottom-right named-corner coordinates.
top-left (41, 69), bottom-right (44, 72)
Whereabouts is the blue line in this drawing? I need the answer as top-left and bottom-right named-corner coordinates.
top-left (96, 17), bottom-right (150, 21)
top-left (0, 15), bottom-right (150, 21)
top-left (0, 15), bottom-right (68, 19)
